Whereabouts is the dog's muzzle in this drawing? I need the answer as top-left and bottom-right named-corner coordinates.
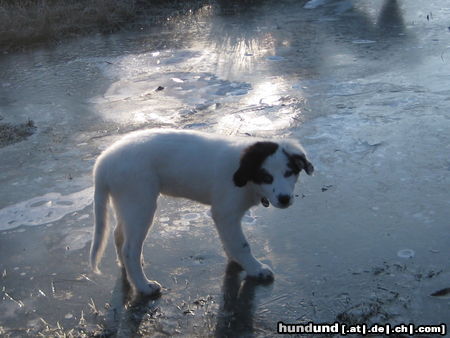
top-left (261, 197), bottom-right (270, 208)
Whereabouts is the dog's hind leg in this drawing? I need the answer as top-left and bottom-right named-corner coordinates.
top-left (114, 220), bottom-right (145, 269)
top-left (113, 186), bottom-right (161, 296)
top-left (114, 221), bottom-right (124, 268)
top-left (115, 221), bottom-right (144, 268)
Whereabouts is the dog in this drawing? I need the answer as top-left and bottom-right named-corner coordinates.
top-left (90, 128), bottom-right (313, 296)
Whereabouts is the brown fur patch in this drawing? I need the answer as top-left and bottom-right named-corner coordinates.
top-left (233, 142), bottom-right (279, 187)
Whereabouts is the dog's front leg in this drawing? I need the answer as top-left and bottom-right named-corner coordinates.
top-left (212, 210), bottom-right (274, 282)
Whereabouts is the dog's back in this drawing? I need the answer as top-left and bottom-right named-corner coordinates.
top-left (94, 129), bottom-right (245, 205)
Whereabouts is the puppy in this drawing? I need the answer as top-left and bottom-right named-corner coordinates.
top-left (90, 129), bottom-right (313, 295)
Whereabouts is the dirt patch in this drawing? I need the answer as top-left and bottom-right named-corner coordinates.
top-left (0, 120), bottom-right (36, 148)
top-left (0, 0), bottom-right (211, 52)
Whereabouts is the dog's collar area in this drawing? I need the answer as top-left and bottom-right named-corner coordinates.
top-left (261, 197), bottom-right (270, 207)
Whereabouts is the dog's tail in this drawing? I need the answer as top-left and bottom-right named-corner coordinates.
top-left (90, 169), bottom-right (110, 274)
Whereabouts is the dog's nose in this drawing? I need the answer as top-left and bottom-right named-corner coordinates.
top-left (278, 194), bottom-right (291, 206)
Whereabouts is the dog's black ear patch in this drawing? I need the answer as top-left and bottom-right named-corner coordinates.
top-left (297, 154), bottom-right (314, 175)
top-left (233, 142), bottom-right (279, 187)
top-left (283, 149), bottom-right (314, 176)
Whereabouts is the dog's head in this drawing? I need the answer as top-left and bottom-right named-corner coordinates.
top-left (233, 140), bottom-right (314, 209)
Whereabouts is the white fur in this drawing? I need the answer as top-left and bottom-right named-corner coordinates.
top-left (90, 128), bottom-right (312, 295)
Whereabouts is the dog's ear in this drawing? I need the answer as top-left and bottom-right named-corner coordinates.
top-left (233, 141), bottom-right (279, 187)
top-left (283, 148), bottom-right (314, 176)
top-left (292, 153), bottom-right (314, 175)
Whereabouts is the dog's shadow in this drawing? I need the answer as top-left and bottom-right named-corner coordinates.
top-left (100, 262), bottom-right (264, 336)
top-left (100, 269), bottom-right (160, 337)
top-left (214, 261), bottom-right (262, 337)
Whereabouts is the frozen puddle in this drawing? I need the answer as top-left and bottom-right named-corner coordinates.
top-left (0, 187), bottom-right (93, 231)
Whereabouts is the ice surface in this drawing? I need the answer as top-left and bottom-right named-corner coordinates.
top-left (304, 0), bottom-right (330, 10)
top-left (397, 249), bottom-right (415, 259)
top-left (1, 0), bottom-right (449, 335)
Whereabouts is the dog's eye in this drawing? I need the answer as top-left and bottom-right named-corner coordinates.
top-left (256, 170), bottom-right (273, 184)
top-left (284, 170), bottom-right (294, 178)
top-left (261, 173), bottom-right (273, 184)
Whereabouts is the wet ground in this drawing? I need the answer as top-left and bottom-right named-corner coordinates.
top-left (1, 0), bottom-right (450, 336)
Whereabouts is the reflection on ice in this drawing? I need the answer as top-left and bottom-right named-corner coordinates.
top-left (245, 81), bottom-right (281, 105)
top-left (219, 110), bottom-right (286, 133)
top-left (91, 60), bottom-right (251, 126)
top-left (216, 96), bottom-right (304, 135)
top-left (89, 43), bottom-right (304, 135)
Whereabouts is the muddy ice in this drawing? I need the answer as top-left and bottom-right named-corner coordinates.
top-left (1, 0), bottom-right (449, 336)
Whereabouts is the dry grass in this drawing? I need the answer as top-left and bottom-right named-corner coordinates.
top-left (0, 0), bottom-right (209, 51)
top-left (0, 120), bottom-right (36, 147)
top-left (0, 0), bottom-right (137, 49)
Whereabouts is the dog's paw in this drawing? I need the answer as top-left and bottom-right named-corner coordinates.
top-left (246, 264), bottom-right (274, 283)
top-left (136, 281), bottom-right (162, 297)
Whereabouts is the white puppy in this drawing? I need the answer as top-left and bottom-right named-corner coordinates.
top-left (90, 129), bottom-right (313, 296)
